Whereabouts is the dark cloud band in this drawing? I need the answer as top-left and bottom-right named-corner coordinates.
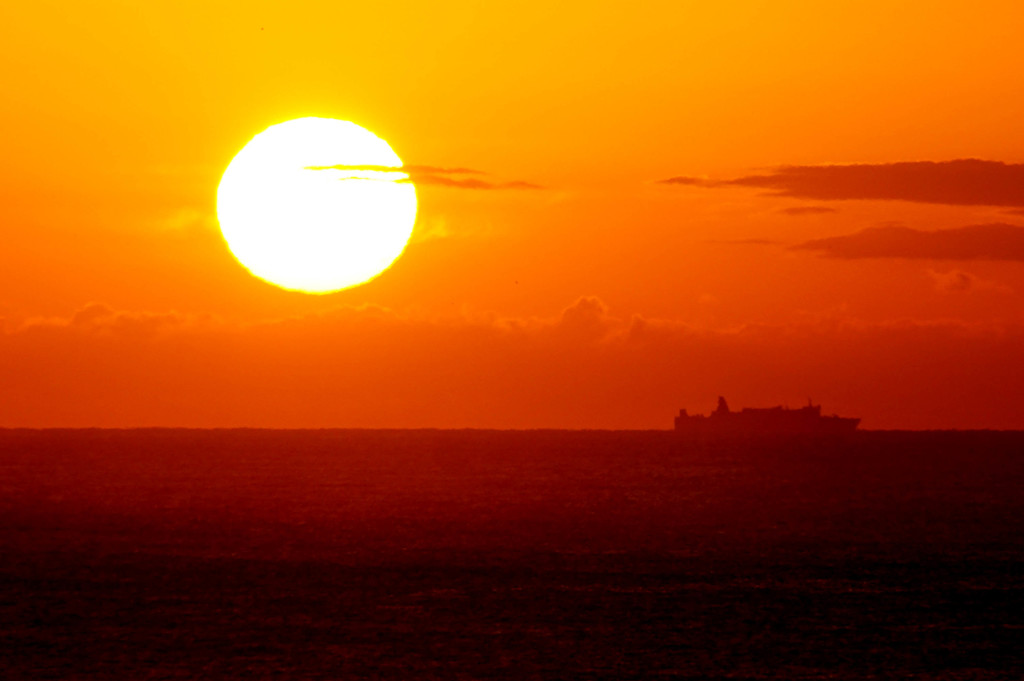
top-left (663, 159), bottom-right (1024, 207)
top-left (794, 223), bottom-right (1024, 261)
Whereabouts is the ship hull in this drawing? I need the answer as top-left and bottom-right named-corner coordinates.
top-left (674, 414), bottom-right (860, 435)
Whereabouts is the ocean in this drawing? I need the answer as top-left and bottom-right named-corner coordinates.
top-left (1, 429), bottom-right (1022, 679)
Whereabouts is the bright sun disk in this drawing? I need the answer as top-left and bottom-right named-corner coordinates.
top-left (216, 117), bottom-right (417, 293)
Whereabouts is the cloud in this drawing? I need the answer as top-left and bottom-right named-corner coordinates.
top-left (662, 159), bottom-right (1024, 207)
top-left (793, 223), bottom-right (1024, 261)
top-left (929, 269), bottom-right (977, 293)
top-left (928, 269), bottom-right (1011, 294)
top-left (707, 238), bottom-right (779, 246)
top-left (658, 176), bottom-right (711, 186)
top-left (403, 165), bottom-right (484, 175)
top-left (3, 299), bottom-right (1024, 430)
top-left (25, 302), bottom-right (202, 340)
top-left (408, 175), bottom-right (542, 190)
top-left (778, 206), bottom-right (837, 216)
top-left (160, 208), bottom-right (218, 233)
top-left (557, 296), bottom-right (615, 340)
top-left (306, 164), bottom-right (542, 190)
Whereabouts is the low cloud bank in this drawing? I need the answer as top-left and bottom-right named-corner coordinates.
top-left (2, 299), bottom-right (1022, 429)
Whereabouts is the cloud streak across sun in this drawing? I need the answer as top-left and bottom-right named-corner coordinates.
top-left (306, 164), bottom-right (543, 190)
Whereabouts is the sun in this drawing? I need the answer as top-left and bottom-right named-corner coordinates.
top-left (216, 117), bottom-right (417, 293)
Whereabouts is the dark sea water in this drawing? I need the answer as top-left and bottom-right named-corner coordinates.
top-left (1, 429), bottom-right (1022, 679)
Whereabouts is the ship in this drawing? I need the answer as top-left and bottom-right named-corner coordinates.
top-left (674, 396), bottom-right (860, 435)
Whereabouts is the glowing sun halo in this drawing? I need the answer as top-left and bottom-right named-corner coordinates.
top-left (217, 117), bottom-right (417, 293)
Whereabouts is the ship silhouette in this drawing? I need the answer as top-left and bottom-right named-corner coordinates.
top-left (675, 396), bottom-right (860, 434)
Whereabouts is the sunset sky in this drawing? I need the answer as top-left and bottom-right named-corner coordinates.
top-left (2, 1), bottom-right (1024, 428)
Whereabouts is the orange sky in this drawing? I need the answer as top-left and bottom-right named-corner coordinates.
top-left (2, 1), bottom-right (1024, 428)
